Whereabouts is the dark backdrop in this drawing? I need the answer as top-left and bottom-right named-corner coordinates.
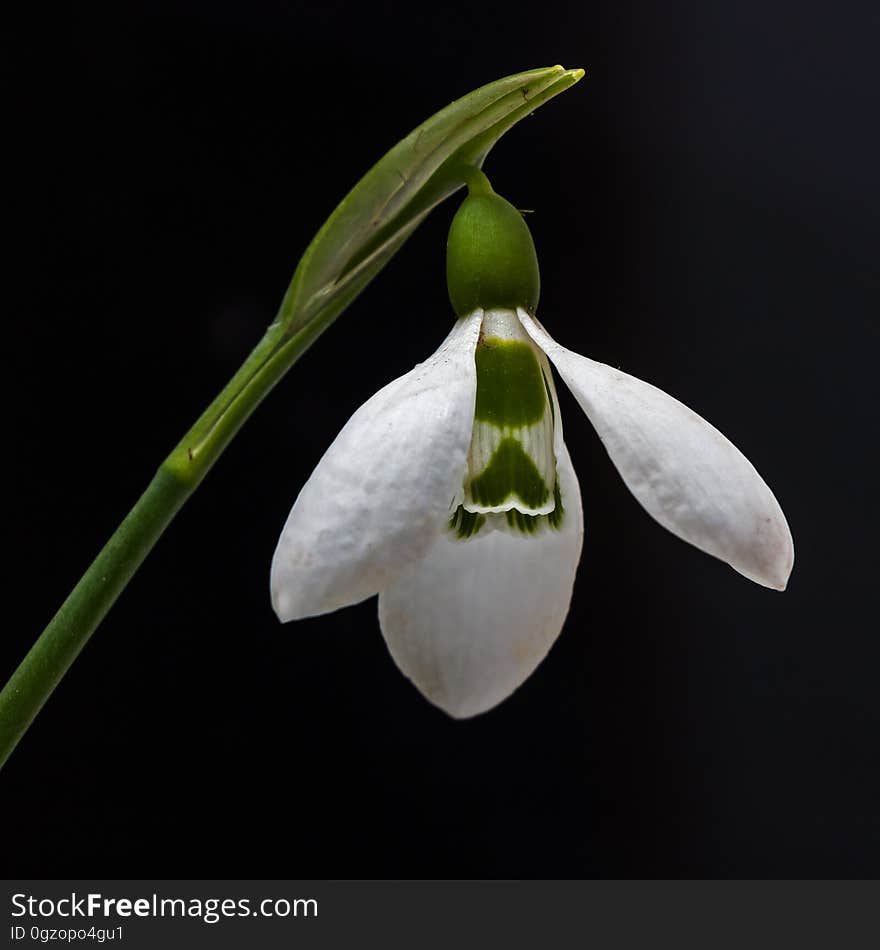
top-left (5, 0), bottom-right (879, 877)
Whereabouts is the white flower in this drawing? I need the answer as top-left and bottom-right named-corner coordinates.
top-left (270, 303), bottom-right (793, 718)
top-left (271, 179), bottom-right (792, 718)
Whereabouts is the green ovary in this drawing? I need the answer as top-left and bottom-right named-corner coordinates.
top-left (467, 437), bottom-right (550, 510)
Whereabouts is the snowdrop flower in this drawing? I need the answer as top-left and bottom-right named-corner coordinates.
top-left (271, 176), bottom-right (793, 718)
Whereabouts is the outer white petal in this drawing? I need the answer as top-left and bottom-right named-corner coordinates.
top-left (519, 309), bottom-right (793, 590)
top-left (377, 440), bottom-right (584, 719)
top-left (271, 311), bottom-right (482, 621)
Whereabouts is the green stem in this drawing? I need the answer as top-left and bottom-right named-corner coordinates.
top-left (0, 470), bottom-right (189, 768)
top-left (0, 314), bottom-right (329, 771)
top-left (459, 166), bottom-right (495, 197)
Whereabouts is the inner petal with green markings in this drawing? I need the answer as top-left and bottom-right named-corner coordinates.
top-left (450, 309), bottom-right (564, 539)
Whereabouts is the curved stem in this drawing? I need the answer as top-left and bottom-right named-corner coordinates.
top-left (0, 315), bottom-right (329, 771)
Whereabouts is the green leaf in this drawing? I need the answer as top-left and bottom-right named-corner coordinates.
top-left (277, 65), bottom-right (584, 337)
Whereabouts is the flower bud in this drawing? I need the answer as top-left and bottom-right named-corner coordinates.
top-left (446, 189), bottom-right (540, 317)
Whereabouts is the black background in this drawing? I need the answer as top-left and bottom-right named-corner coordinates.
top-left (4, 1), bottom-right (879, 877)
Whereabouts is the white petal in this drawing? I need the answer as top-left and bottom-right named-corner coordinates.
top-left (271, 311), bottom-right (483, 621)
top-left (519, 309), bottom-right (793, 590)
top-left (377, 439), bottom-right (584, 718)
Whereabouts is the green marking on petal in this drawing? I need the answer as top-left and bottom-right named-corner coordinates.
top-left (505, 508), bottom-right (542, 534)
top-left (546, 479), bottom-right (565, 530)
top-left (467, 437), bottom-right (550, 510)
top-left (504, 479), bottom-right (565, 535)
top-left (456, 309), bottom-right (563, 533)
top-left (542, 365), bottom-right (556, 425)
top-left (450, 479), bottom-right (564, 541)
top-left (449, 506), bottom-right (486, 539)
top-left (474, 339), bottom-right (547, 427)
